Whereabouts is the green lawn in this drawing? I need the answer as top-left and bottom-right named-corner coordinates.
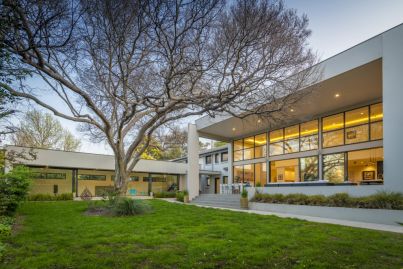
top-left (1, 200), bottom-right (403, 269)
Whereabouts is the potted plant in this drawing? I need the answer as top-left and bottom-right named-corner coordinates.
top-left (183, 190), bottom-right (189, 203)
top-left (240, 188), bottom-right (248, 209)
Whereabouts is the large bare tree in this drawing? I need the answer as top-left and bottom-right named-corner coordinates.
top-left (1, 0), bottom-right (316, 194)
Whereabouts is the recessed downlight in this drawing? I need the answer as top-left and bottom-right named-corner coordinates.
top-left (334, 93), bottom-right (340, 98)
top-left (232, 127), bottom-right (236, 131)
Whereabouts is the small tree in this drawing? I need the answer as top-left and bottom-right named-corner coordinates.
top-left (1, 0), bottom-right (317, 194)
top-left (12, 110), bottom-right (81, 151)
top-left (0, 165), bottom-right (31, 216)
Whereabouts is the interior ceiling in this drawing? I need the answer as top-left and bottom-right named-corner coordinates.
top-left (198, 59), bottom-right (382, 141)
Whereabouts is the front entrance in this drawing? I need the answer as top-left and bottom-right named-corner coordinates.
top-left (214, 177), bottom-right (220, 194)
top-left (199, 171), bottom-right (222, 194)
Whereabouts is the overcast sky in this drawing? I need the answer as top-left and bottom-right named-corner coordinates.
top-left (11, 0), bottom-right (403, 154)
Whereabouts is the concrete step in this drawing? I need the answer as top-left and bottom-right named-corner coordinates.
top-left (190, 194), bottom-right (242, 209)
top-left (191, 201), bottom-right (241, 209)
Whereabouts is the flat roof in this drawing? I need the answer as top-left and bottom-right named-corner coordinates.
top-left (6, 145), bottom-right (187, 174)
top-left (194, 22), bottom-right (398, 140)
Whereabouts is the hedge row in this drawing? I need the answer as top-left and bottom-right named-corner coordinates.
top-left (252, 191), bottom-right (403, 210)
top-left (153, 191), bottom-right (176, 198)
top-left (28, 193), bottom-right (74, 201)
top-left (0, 216), bottom-right (15, 259)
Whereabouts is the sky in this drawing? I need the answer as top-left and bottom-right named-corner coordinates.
top-left (9, 0), bottom-right (403, 154)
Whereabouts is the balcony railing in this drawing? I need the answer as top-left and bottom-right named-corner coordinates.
top-left (220, 183), bottom-right (248, 194)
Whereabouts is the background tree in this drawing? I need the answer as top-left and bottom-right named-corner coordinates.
top-left (12, 110), bottom-right (81, 151)
top-left (1, 0), bottom-right (317, 193)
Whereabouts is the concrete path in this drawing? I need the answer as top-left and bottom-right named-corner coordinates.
top-left (161, 198), bottom-right (403, 234)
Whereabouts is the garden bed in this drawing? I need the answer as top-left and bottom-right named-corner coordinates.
top-left (249, 202), bottom-right (403, 226)
top-left (251, 192), bottom-right (403, 210)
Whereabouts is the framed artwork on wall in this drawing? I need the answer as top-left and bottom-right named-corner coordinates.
top-left (362, 171), bottom-right (375, 180)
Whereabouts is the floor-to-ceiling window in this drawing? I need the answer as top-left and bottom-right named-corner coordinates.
top-left (322, 103), bottom-right (383, 148)
top-left (233, 102), bottom-right (383, 186)
top-left (233, 133), bottom-right (267, 161)
top-left (347, 148), bottom-right (383, 183)
top-left (270, 156), bottom-right (319, 183)
top-left (255, 162), bottom-right (267, 186)
top-left (269, 120), bottom-right (319, 156)
top-left (322, 153), bottom-right (345, 183)
top-left (232, 162), bottom-right (267, 186)
top-left (270, 159), bottom-right (299, 183)
top-left (300, 156), bottom-right (319, 181)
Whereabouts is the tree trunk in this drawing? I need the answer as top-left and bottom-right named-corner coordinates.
top-left (114, 156), bottom-right (129, 196)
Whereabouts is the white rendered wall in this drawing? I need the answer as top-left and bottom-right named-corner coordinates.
top-left (382, 25), bottom-right (403, 193)
top-left (227, 142), bottom-right (233, 184)
top-left (187, 124), bottom-right (200, 200)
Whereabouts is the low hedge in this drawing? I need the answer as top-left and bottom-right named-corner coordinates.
top-left (153, 191), bottom-right (176, 198)
top-left (175, 190), bottom-right (188, 202)
top-left (252, 191), bottom-right (403, 210)
top-left (28, 193), bottom-right (74, 201)
top-left (0, 216), bottom-right (15, 259)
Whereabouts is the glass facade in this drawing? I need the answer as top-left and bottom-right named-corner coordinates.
top-left (268, 120), bottom-right (318, 156)
top-left (322, 103), bottom-right (383, 148)
top-left (232, 162), bottom-right (267, 186)
top-left (270, 159), bottom-right (299, 182)
top-left (347, 148), bottom-right (383, 183)
top-left (232, 102), bottom-right (383, 186)
top-left (233, 133), bottom-right (267, 161)
top-left (323, 153), bottom-right (345, 183)
top-left (270, 156), bottom-right (319, 183)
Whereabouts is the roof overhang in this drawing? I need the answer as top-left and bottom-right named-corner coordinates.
top-left (196, 33), bottom-right (383, 141)
top-left (5, 146), bottom-right (188, 174)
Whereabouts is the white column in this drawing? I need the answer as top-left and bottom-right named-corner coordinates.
top-left (382, 25), bottom-right (403, 192)
top-left (227, 142), bottom-right (233, 184)
top-left (187, 123), bottom-right (200, 200)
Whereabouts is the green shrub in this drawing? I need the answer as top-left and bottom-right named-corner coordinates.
top-left (241, 188), bottom-right (248, 198)
top-left (0, 166), bottom-right (31, 216)
top-left (176, 191), bottom-right (185, 202)
top-left (56, 193), bottom-right (73, 201)
top-left (100, 188), bottom-right (120, 206)
top-left (328, 193), bottom-right (351, 207)
top-left (112, 198), bottom-right (152, 216)
top-left (28, 193), bottom-right (73, 201)
top-left (255, 182), bottom-right (262, 187)
top-left (154, 191), bottom-right (176, 198)
top-left (0, 223), bottom-right (11, 239)
top-left (0, 216), bottom-right (14, 260)
top-left (0, 216), bottom-right (15, 226)
top-left (251, 191), bottom-right (403, 210)
top-left (28, 194), bottom-right (54, 201)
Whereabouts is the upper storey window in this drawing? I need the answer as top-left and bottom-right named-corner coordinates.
top-left (233, 133), bottom-right (267, 161)
top-left (269, 120), bottom-right (318, 156)
top-left (322, 103), bottom-right (383, 148)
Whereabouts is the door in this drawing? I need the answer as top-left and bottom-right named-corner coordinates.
top-left (214, 177), bottom-right (220, 194)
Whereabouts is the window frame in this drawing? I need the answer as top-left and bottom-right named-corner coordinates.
top-left (78, 174), bottom-right (107, 181)
top-left (221, 152), bottom-right (228, 162)
top-left (214, 153), bottom-right (220, 163)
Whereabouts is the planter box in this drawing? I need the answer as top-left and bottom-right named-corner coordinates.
top-left (240, 197), bottom-right (249, 209)
top-left (249, 202), bottom-right (403, 226)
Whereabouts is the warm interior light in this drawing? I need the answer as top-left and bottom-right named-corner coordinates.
top-left (257, 119), bottom-right (261, 123)
top-left (290, 109), bottom-right (294, 112)
top-left (232, 127), bottom-right (236, 131)
top-left (334, 93), bottom-right (340, 98)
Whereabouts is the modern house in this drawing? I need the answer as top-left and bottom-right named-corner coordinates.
top-left (172, 145), bottom-right (229, 194)
top-left (3, 24), bottom-right (403, 202)
top-left (5, 145), bottom-right (187, 197)
top-left (186, 23), bottom-right (403, 200)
